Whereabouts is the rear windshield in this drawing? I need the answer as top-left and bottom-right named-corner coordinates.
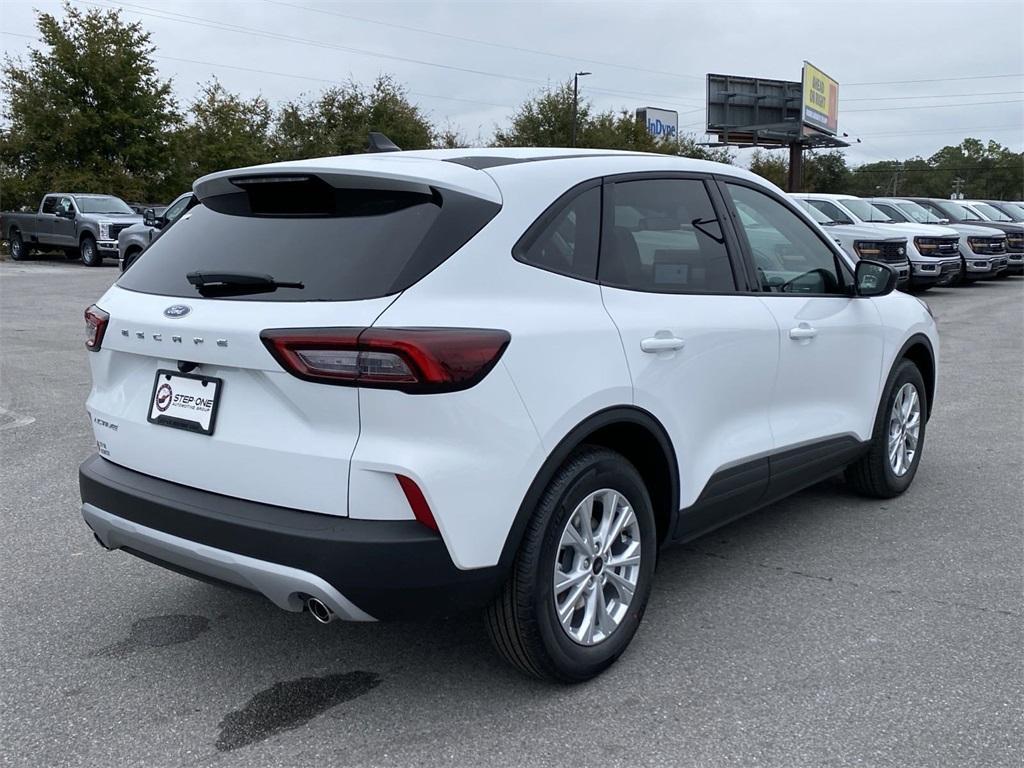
top-left (117, 187), bottom-right (499, 301)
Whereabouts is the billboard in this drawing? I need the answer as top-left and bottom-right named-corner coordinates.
top-left (801, 62), bottom-right (839, 135)
top-left (637, 107), bottom-right (678, 141)
top-left (705, 73), bottom-right (803, 143)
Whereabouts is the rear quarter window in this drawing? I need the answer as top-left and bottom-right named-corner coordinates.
top-left (117, 187), bottom-right (499, 302)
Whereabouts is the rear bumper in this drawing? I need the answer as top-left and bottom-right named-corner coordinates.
top-left (79, 454), bottom-right (505, 620)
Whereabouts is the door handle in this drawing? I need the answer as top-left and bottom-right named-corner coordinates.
top-left (641, 336), bottom-right (686, 353)
top-left (788, 323), bottom-right (818, 341)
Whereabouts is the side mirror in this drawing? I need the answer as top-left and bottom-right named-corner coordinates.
top-left (59, 208), bottom-right (76, 219)
top-left (938, 218), bottom-right (950, 225)
top-left (143, 208), bottom-right (157, 226)
top-left (855, 260), bottom-right (898, 297)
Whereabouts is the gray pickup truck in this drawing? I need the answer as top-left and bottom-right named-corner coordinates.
top-left (2, 193), bottom-right (143, 266)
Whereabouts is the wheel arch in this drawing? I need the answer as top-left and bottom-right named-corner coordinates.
top-left (79, 229), bottom-right (97, 245)
top-left (498, 406), bottom-right (680, 570)
top-left (896, 333), bottom-right (936, 420)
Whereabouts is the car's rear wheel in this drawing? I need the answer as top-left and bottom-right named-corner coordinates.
top-left (485, 446), bottom-right (657, 682)
top-left (8, 230), bottom-right (28, 261)
top-left (845, 359), bottom-right (927, 498)
top-left (80, 235), bottom-right (101, 267)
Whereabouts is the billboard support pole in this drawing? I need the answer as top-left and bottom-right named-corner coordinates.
top-left (787, 143), bottom-right (804, 192)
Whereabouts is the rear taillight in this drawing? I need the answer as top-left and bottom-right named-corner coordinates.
top-left (396, 474), bottom-right (439, 532)
top-left (260, 327), bottom-right (511, 393)
top-left (84, 305), bottom-right (109, 352)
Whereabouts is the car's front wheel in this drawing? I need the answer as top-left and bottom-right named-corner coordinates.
top-left (486, 446), bottom-right (657, 682)
top-left (845, 359), bottom-right (927, 498)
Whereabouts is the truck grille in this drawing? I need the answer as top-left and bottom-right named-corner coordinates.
top-left (877, 242), bottom-right (908, 264)
top-left (1006, 233), bottom-right (1024, 252)
top-left (968, 237), bottom-right (1006, 255)
top-left (108, 223), bottom-right (132, 239)
top-left (914, 236), bottom-right (959, 256)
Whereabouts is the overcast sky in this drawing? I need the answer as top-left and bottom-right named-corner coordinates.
top-left (3, 0), bottom-right (1022, 167)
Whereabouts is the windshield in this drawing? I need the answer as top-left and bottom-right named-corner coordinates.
top-left (896, 201), bottom-right (944, 224)
top-left (74, 195), bottom-right (134, 215)
top-left (973, 202), bottom-right (1012, 222)
top-left (794, 199), bottom-right (833, 224)
top-left (941, 201), bottom-right (982, 221)
top-left (841, 199), bottom-right (895, 223)
top-left (1000, 202), bottom-right (1024, 221)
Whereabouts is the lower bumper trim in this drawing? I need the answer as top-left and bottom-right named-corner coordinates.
top-left (83, 503), bottom-right (376, 621)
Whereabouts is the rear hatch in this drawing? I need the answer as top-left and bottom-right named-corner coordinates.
top-left (87, 158), bottom-right (500, 515)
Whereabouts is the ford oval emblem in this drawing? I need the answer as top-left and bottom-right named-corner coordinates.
top-left (163, 304), bottom-right (192, 318)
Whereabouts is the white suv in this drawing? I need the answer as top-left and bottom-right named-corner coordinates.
top-left (80, 148), bottom-right (939, 681)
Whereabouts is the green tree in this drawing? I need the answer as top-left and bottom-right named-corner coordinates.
top-left (165, 80), bottom-right (274, 189)
top-left (274, 76), bottom-right (434, 159)
top-left (0, 2), bottom-right (178, 209)
top-left (804, 151), bottom-right (850, 193)
top-left (748, 150), bottom-right (788, 188)
top-left (495, 81), bottom-right (733, 163)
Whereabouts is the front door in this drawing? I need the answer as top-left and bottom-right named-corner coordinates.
top-left (720, 181), bottom-right (886, 475)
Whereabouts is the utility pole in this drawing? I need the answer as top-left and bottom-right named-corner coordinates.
top-left (951, 177), bottom-right (965, 200)
top-left (571, 71), bottom-right (591, 147)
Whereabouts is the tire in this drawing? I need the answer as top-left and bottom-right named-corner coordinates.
top-left (485, 446), bottom-right (657, 682)
top-left (122, 247), bottom-right (142, 272)
top-left (80, 235), bottom-right (101, 267)
top-left (845, 359), bottom-right (927, 498)
top-left (8, 229), bottom-right (28, 261)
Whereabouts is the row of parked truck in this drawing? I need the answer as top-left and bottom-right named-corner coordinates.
top-left (2, 188), bottom-right (1022, 288)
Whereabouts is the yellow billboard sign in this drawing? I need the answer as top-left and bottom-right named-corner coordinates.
top-left (802, 62), bottom-right (839, 135)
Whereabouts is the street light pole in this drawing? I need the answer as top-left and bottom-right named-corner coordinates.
top-left (571, 71), bottom-right (591, 147)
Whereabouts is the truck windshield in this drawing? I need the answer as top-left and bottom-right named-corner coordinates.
top-left (972, 202), bottom-right (1012, 222)
top-left (841, 199), bottom-right (894, 223)
top-left (941, 201), bottom-right (982, 221)
top-left (895, 201), bottom-right (944, 224)
top-left (74, 195), bottom-right (135, 214)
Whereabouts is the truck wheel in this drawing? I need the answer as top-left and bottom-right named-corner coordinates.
top-left (8, 230), bottom-right (29, 261)
top-left (80, 235), bottom-right (101, 267)
top-left (485, 446), bottom-right (657, 682)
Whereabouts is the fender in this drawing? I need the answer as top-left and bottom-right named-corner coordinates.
top-left (889, 332), bottom-right (936, 420)
top-left (496, 405), bottom-right (680, 572)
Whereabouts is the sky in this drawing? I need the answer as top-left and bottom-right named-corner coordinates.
top-left (2, 0), bottom-right (1023, 168)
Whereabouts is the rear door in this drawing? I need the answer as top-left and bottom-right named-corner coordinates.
top-left (719, 181), bottom-right (885, 477)
top-left (597, 174), bottom-right (780, 526)
top-left (88, 170), bottom-right (500, 515)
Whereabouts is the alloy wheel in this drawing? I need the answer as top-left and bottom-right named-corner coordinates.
top-left (888, 382), bottom-right (921, 477)
top-left (553, 488), bottom-right (641, 646)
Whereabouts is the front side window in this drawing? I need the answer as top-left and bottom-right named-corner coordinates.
top-left (600, 178), bottom-right (735, 293)
top-left (514, 185), bottom-right (600, 280)
top-left (841, 199), bottom-right (894, 223)
top-left (726, 184), bottom-right (845, 295)
top-left (807, 199), bottom-right (854, 225)
top-left (872, 203), bottom-right (910, 223)
top-left (163, 195), bottom-right (192, 224)
top-left (58, 197), bottom-right (75, 215)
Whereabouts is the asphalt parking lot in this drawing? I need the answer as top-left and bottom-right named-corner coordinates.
top-left (1, 257), bottom-right (1021, 768)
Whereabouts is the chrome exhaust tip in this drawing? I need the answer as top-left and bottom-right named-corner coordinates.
top-left (306, 597), bottom-right (334, 624)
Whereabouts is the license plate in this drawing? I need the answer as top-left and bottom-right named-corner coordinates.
top-left (148, 370), bottom-right (222, 435)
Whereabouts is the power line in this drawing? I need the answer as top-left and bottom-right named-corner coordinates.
top-left (844, 90), bottom-right (1024, 102)
top-left (856, 125), bottom-right (1024, 138)
top-left (261, 0), bottom-right (706, 84)
top-left (845, 73), bottom-right (1024, 86)
top-left (84, 2), bottom-right (703, 107)
top-left (845, 98), bottom-right (1024, 113)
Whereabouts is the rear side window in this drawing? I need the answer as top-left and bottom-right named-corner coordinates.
top-left (514, 184), bottom-right (601, 280)
top-left (600, 178), bottom-right (736, 293)
top-left (117, 186), bottom-right (499, 302)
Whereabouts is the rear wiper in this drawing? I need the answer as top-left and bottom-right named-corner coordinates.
top-left (186, 271), bottom-right (304, 296)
